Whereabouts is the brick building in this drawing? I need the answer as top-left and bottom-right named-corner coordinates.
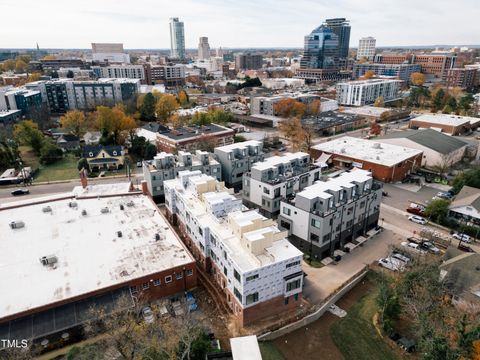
top-left (443, 68), bottom-right (478, 90)
top-left (311, 136), bottom-right (423, 183)
top-left (409, 114), bottom-right (480, 135)
top-left (0, 182), bottom-right (196, 345)
top-left (411, 54), bottom-right (456, 78)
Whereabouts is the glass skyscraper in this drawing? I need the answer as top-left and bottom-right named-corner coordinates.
top-left (300, 25), bottom-right (339, 69)
top-left (323, 18), bottom-right (351, 59)
top-left (169, 17), bottom-right (185, 59)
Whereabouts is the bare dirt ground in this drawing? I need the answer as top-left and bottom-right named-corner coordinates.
top-left (273, 279), bottom-right (374, 360)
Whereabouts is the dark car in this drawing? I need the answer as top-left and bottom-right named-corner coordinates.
top-left (11, 188), bottom-right (29, 196)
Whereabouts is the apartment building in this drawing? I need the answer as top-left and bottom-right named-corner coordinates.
top-left (142, 150), bottom-right (221, 198)
top-left (411, 54), bottom-right (456, 78)
top-left (242, 152), bottom-right (322, 218)
top-left (373, 53), bottom-right (412, 65)
top-left (353, 63), bottom-right (421, 82)
top-left (214, 140), bottom-right (264, 190)
top-left (150, 64), bottom-right (186, 86)
top-left (235, 53), bottom-right (263, 70)
top-left (250, 93), bottom-right (322, 116)
top-left (357, 37), bottom-right (376, 60)
top-left (336, 79), bottom-right (402, 106)
top-left (443, 68), bottom-right (478, 90)
top-left (92, 65), bottom-right (146, 83)
top-left (164, 170), bottom-right (304, 325)
top-left (2, 88), bottom-right (42, 115)
top-left (278, 168), bottom-right (382, 259)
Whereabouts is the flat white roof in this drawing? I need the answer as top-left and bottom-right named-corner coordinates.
top-left (252, 152), bottom-right (309, 171)
top-left (342, 106), bottom-right (391, 117)
top-left (230, 335), bottom-right (262, 360)
top-left (338, 79), bottom-right (402, 85)
top-left (0, 189), bottom-right (194, 320)
top-left (313, 136), bottom-right (422, 167)
top-left (215, 140), bottom-right (261, 153)
top-left (298, 168), bottom-right (372, 200)
top-left (412, 113), bottom-right (480, 126)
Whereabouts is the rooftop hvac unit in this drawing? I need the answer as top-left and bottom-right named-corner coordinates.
top-left (120, 204), bottom-right (124, 210)
top-left (69, 201), bottom-right (78, 208)
top-left (10, 221), bottom-right (25, 229)
top-left (42, 206), bottom-right (52, 213)
top-left (40, 255), bottom-right (58, 266)
top-left (372, 143), bottom-right (382, 149)
top-left (101, 207), bottom-right (109, 214)
top-left (117, 231), bottom-right (123, 238)
top-left (155, 233), bottom-right (160, 241)
top-left (126, 201), bottom-right (134, 207)
top-left (81, 209), bottom-right (87, 216)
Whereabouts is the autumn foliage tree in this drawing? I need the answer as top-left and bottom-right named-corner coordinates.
top-left (410, 72), bottom-right (426, 86)
top-left (363, 70), bottom-right (376, 79)
top-left (155, 94), bottom-right (179, 122)
top-left (370, 122), bottom-right (382, 136)
top-left (177, 90), bottom-right (189, 107)
top-left (94, 105), bottom-right (137, 145)
top-left (374, 96), bottom-right (385, 107)
top-left (278, 118), bottom-right (315, 152)
top-left (60, 110), bottom-right (88, 137)
top-left (13, 120), bottom-right (45, 155)
top-left (274, 98), bottom-right (306, 118)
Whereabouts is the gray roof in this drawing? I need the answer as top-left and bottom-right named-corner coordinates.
top-left (378, 129), bottom-right (467, 154)
top-left (440, 252), bottom-right (480, 300)
top-left (449, 185), bottom-right (480, 212)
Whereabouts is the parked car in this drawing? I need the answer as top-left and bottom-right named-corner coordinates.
top-left (458, 243), bottom-right (475, 253)
top-left (452, 233), bottom-right (471, 243)
top-left (142, 306), bottom-right (155, 323)
top-left (401, 242), bottom-right (427, 255)
top-left (420, 241), bottom-right (440, 254)
top-left (436, 191), bottom-right (453, 200)
top-left (408, 215), bottom-right (427, 225)
top-left (391, 251), bottom-right (411, 264)
top-left (378, 257), bottom-right (405, 271)
top-left (136, 161), bottom-right (142, 168)
top-left (11, 188), bottom-right (29, 196)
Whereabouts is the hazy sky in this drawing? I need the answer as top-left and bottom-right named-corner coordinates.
top-left (1, 0), bottom-right (479, 49)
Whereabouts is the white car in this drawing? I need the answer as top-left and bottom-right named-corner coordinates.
top-left (452, 233), bottom-right (471, 243)
top-left (401, 242), bottom-right (427, 255)
top-left (142, 306), bottom-right (155, 324)
top-left (391, 252), bottom-right (411, 264)
top-left (408, 215), bottom-right (427, 225)
top-left (378, 257), bottom-right (405, 272)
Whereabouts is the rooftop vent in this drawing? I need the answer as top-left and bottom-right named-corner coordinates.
top-left (40, 255), bottom-right (58, 266)
top-left (126, 201), bottom-right (134, 207)
top-left (100, 207), bottom-right (109, 214)
top-left (155, 233), bottom-right (160, 241)
top-left (340, 148), bottom-right (346, 154)
top-left (10, 221), bottom-right (25, 229)
top-left (117, 231), bottom-right (123, 238)
top-left (372, 143), bottom-right (382, 149)
top-left (42, 206), bottom-right (52, 213)
top-left (81, 209), bottom-right (87, 216)
top-left (120, 204), bottom-right (124, 210)
top-left (69, 201), bottom-right (78, 208)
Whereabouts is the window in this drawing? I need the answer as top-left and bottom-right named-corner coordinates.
top-left (186, 268), bottom-right (193, 276)
top-left (283, 207), bottom-right (291, 216)
top-left (234, 269), bottom-right (241, 282)
top-left (246, 292), bottom-right (259, 305)
top-left (153, 279), bottom-right (161, 286)
top-left (360, 201), bottom-right (365, 209)
top-left (311, 219), bottom-right (321, 228)
top-left (280, 220), bottom-right (291, 230)
top-left (263, 187), bottom-right (270, 194)
top-left (310, 233), bottom-right (319, 242)
top-left (286, 279), bottom-right (301, 292)
top-left (223, 267), bottom-right (228, 276)
top-left (176, 272), bottom-right (183, 280)
top-left (346, 219), bottom-right (353, 228)
top-left (234, 287), bottom-right (242, 302)
top-left (286, 260), bottom-right (301, 269)
top-left (322, 233), bottom-right (331, 242)
top-left (246, 274), bottom-right (259, 281)
top-left (165, 275), bottom-right (172, 283)
top-left (223, 250), bottom-right (227, 260)
top-left (142, 282), bottom-right (150, 290)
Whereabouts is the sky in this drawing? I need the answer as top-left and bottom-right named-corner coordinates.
top-left (1, 0), bottom-right (479, 49)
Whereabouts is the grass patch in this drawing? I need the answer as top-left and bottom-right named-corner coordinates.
top-left (18, 146), bottom-right (40, 170)
top-left (35, 153), bottom-right (79, 182)
top-left (303, 254), bottom-right (324, 268)
top-left (259, 342), bottom-right (286, 360)
top-left (330, 286), bottom-right (399, 360)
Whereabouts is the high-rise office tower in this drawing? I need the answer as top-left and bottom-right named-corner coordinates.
top-left (300, 25), bottom-right (339, 69)
top-left (357, 37), bottom-right (376, 60)
top-left (169, 17), bottom-right (185, 59)
top-left (323, 18), bottom-right (351, 58)
top-left (198, 37), bottom-right (211, 60)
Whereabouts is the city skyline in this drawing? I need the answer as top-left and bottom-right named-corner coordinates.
top-left (1, 0), bottom-right (479, 49)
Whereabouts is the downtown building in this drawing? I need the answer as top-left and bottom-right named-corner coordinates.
top-left (336, 79), bottom-right (402, 106)
top-left (164, 170), bottom-right (304, 325)
top-left (198, 37), bottom-right (211, 60)
top-left (142, 150), bottom-right (221, 198)
top-left (235, 53), bottom-right (263, 70)
top-left (150, 64), bottom-right (186, 87)
top-left (92, 65), bottom-right (146, 83)
top-left (41, 78), bottom-right (140, 114)
top-left (169, 18), bottom-right (185, 60)
top-left (443, 68), bottom-right (478, 90)
top-left (357, 37), bottom-right (376, 60)
top-left (91, 43), bottom-right (130, 64)
top-left (0, 182), bottom-right (196, 346)
top-left (352, 63), bottom-right (421, 82)
top-left (242, 153), bottom-right (322, 218)
top-left (214, 140), bottom-right (264, 190)
top-left (278, 168), bottom-right (382, 260)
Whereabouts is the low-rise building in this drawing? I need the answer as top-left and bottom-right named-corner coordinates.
top-left (448, 186), bottom-right (480, 226)
top-left (0, 109), bottom-right (22, 130)
top-left (0, 182), bottom-right (196, 345)
top-left (56, 134), bottom-right (80, 151)
top-left (302, 110), bottom-right (368, 136)
top-left (82, 145), bottom-right (125, 171)
top-left (164, 170), bottom-right (304, 325)
top-left (142, 150), bottom-right (221, 198)
top-left (336, 79), bottom-right (402, 106)
top-left (278, 168), bottom-right (382, 259)
top-left (149, 64), bottom-right (186, 87)
top-left (214, 140), bottom-right (264, 190)
top-left (376, 129), bottom-right (468, 170)
top-left (242, 152), bottom-right (322, 217)
top-left (311, 136), bottom-right (423, 182)
top-left (250, 93), bottom-right (328, 116)
top-left (409, 113), bottom-right (480, 135)
top-left (352, 63), bottom-right (421, 82)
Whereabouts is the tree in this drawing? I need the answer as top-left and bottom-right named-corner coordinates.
top-left (410, 72), bottom-right (425, 86)
top-left (370, 122), bottom-right (382, 136)
top-left (364, 70), bottom-right (376, 79)
top-left (13, 120), bottom-right (45, 155)
top-left (15, 59), bottom-right (27, 73)
top-left (433, 88), bottom-right (446, 111)
top-left (424, 198), bottom-right (450, 223)
top-left (51, 70), bottom-right (59, 78)
top-left (155, 94), bottom-right (179, 122)
top-left (192, 112), bottom-right (211, 126)
top-left (207, 108), bottom-right (234, 124)
top-left (376, 277), bottom-right (401, 333)
top-left (27, 72), bottom-right (41, 82)
top-left (94, 106), bottom-right (137, 145)
top-left (3, 59), bottom-right (16, 71)
top-left (138, 92), bottom-right (157, 121)
top-left (442, 104), bottom-right (454, 114)
top-left (374, 96), bottom-right (385, 107)
top-left (409, 86), bottom-right (430, 108)
top-left (60, 111), bottom-right (87, 137)
top-left (0, 139), bottom-right (20, 172)
top-left (379, 111), bottom-right (390, 122)
top-left (144, 142), bottom-right (157, 160)
top-left (451, 167), bottom-right (480, 193)
top-left (274, 98), bottom-right (306, 118)
top-left (278, 117), bottom-right (314, 152)
top-left (77, 158), bottom-right (90, 172)
top-left (458, 94), bottom-right (475, 114)
top-left (178, 90), bottom-right (190, 107)
top-left (66, 70), bottom-right (75, 78)
top-left (39, 141), bottom-right (63, 165)
top-left (234, 135), bottom-right (247, 143)
top-left (306, 99), bottom-right (321, 116)
top-left (431, 151), bottom-right (458, 179)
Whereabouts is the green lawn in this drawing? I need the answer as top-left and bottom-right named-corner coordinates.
top-left (330, 288), bottom-right (399, 360)
top-left (35, 153), bottom-right (79, 182)
top-left (259, 342), bottom-right (286, 360)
